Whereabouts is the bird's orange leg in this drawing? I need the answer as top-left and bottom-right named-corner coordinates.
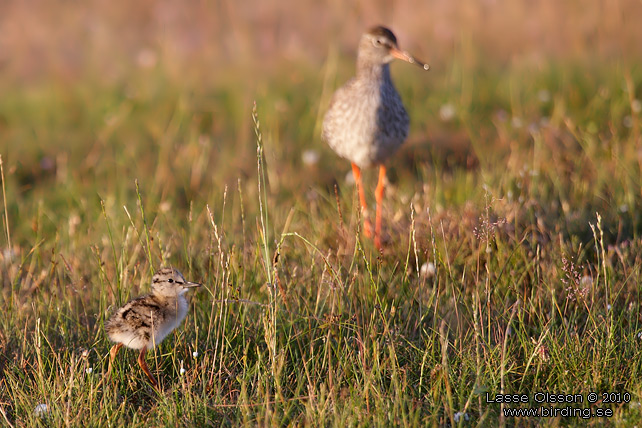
top-left (374, 164), bottom-right (386, 250)
top-left (351, 162), bottom-right (372, 237)
top-left (137, 347), bottom-right (158, 389)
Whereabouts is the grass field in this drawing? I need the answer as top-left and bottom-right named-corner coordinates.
top-left (2, 1), bottom-right (642, 426)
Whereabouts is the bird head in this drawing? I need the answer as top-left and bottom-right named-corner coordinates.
top-left (151, 267), bottom-right (201, 297)
top-left (358, 26), bottom-right (429, 70)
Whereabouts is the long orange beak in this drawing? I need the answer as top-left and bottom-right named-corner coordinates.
top-left (390, 47), bottom-right (430, 70)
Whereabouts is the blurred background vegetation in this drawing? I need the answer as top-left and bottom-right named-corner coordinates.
top-left (2, 0), bottom-right (641, 238)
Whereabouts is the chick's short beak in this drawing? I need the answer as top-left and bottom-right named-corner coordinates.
top-left (184, 281), bottom-right (201, 288)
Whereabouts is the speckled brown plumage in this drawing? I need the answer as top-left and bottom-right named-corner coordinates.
top-left (105, 267), bottom-right (201, 388)
top-left (322, 25), bottom-right (428, 249)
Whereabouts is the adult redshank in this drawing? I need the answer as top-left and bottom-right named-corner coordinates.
top-left (322, 25), bottom-right (428, 250)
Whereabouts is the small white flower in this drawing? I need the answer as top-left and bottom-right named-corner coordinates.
top-left (632, 99), bottom-right (642, 114)
top-left (86, 367), bottom-right (93, 374)
top-left (453, 411), bottom-right (471, 422)
top-left (345, 170), bottom-right (355, 186)
top-left (192, 351), bottom-right (199, 358)
top-left (159, 201), bottom-right (172, 213)
top-left (68, 214), bottom-right (81, 236)
top-left (637, 332), bottom-right (642, 340)
top-left (607, 304), bottom-right (612, 311)
top-left (2, 247), bottom-right (17, 262)
top-left (420, 262), bottom-right (436, 277)
top-left (34, 404), bottom-right (49, 417)
top-left (511, 117), bottom-right (523, 129)
top-left (580, 276), bottom-right (593, 288)
top-left (439, 103), bottom-right (456, 122)
top-left (301, 150), bottom-right (320, 167)
top-left (180, 367), bottom-right (186, 375)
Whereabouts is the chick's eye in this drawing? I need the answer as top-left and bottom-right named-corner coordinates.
top-left (168, 278), bottom-right (174, 283)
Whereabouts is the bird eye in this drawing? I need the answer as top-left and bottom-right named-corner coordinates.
top-left (168, 278), bottom-right (174, 283)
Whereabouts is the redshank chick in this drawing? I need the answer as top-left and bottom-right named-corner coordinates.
top-left (105, 267), bottom-right (201, 388)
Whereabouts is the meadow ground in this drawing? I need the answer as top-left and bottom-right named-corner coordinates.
top-left (2, 1), bottom-right (642, 427)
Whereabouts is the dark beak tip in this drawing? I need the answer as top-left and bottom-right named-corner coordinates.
top-left (391, 48), bottom-right (429, 71)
